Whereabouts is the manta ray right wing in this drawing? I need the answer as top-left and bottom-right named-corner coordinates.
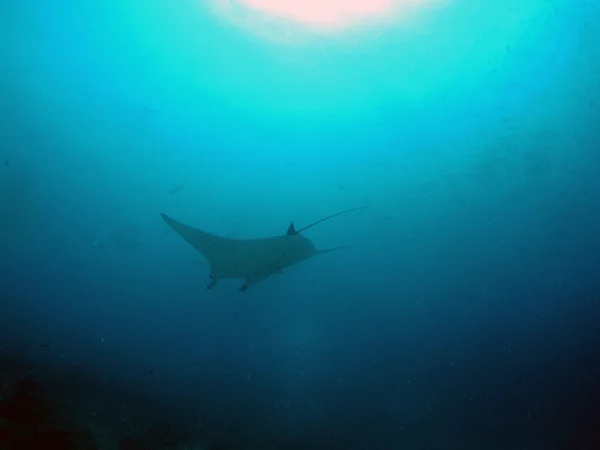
top-left (161, 213), bottom-right (241, 289)
top-left (161, 213), bottom-right (223, 260)
top-left (161, 213), bottom-right (285, 290)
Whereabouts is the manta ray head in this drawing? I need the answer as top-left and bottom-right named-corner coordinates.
top-left (287, 233), bottom-right (319, 262)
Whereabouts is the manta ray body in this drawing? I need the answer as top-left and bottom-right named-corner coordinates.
top-left (161, 206), bottom-right (368, 291)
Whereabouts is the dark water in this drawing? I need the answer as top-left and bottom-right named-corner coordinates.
top-left (1, 0), bottom-right (600, 449)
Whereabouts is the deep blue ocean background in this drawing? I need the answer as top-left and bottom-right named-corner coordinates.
top-left (1, 0), bottom-right (600, 449)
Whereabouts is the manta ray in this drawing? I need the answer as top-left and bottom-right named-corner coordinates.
top-left (161, 205), bottom-right (369, 291)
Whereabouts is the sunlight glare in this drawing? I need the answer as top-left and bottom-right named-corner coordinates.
top-left (210, 0), bottom-right (428, 38)
top-left (241, 0), bottom-right (394, 28)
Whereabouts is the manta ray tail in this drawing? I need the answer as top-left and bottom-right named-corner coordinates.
top-left (318, 245), bottom-right (353, 255)
top-left (292, 205), bottom-right (370, 235)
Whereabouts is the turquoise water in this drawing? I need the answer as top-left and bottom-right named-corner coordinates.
top-left (2, 0), bottom-right (600, 448)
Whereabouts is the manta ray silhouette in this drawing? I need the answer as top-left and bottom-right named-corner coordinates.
top-left (161, 205), bottom-right (370, 291)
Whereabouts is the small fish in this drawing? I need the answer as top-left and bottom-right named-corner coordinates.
top-left (141, 105), bottom-right (156, 115)
top-left (3, 160), bottom-right (8, 167)
top-left (168, 185), bottom-right (184, 195)
top-left (40, 343), bottom-right (49, 348)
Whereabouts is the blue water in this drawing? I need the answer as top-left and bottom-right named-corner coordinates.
top-left (2, 0), bottom-right (600, 448)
